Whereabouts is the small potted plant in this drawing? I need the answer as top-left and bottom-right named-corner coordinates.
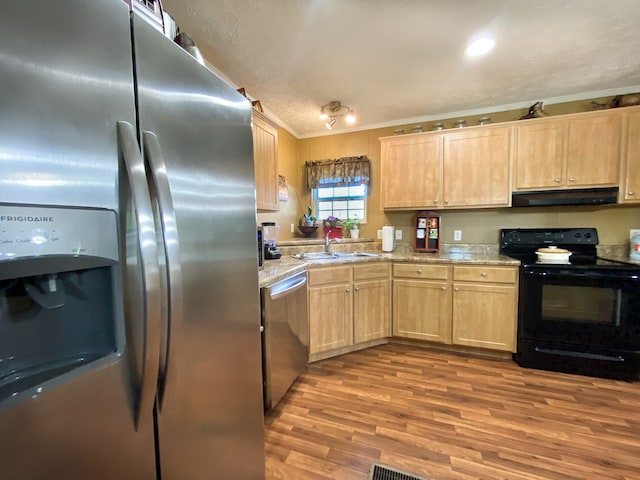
top-left (342, 216), bottom-right (360, 239)
top-left (297, 205), bottom-right (319, 237)
top-left (323, 215), bottom-right (343, 239)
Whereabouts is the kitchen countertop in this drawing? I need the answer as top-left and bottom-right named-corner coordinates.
top-left (259, 242), bottom-right (638, 287)
top-left (259, 244), bottom-right (519, 287)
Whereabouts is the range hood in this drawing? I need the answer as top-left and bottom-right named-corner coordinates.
top-left (512, 187), bottom-right (619, 207)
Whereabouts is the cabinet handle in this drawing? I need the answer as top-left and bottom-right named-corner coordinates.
top-left (481, 272), bottom-right (488, 277)
top-left (346, 288), bottom-right (350, 293)
top-left (568, 177), bottom-right (576, 182)
top-left (355, 287), bottom-right (360, 292)
top-left (554, 178), bottom-right (561, 183)
top-left (629, 191), bottom-right (636, 196)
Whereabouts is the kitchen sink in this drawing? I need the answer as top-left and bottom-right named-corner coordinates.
top-left (294, 252), bottom-right (380, 260)
top-left (295, 252), bottom-right (338, 260)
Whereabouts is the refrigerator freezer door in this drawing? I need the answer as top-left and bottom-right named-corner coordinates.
top-left (132, 15), bottom-right (265, 480)
top-left (0, 2), bottom-right (157, 479)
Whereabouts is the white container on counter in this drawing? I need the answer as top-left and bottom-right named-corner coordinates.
top-left (382, 225), bottom-right (395, 252)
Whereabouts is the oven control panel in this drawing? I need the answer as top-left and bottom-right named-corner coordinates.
top-left (501, 228), bottom-right (599, 246)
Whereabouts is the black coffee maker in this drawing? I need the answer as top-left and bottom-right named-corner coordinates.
top-left (261, 222), bottom-right (281, 259)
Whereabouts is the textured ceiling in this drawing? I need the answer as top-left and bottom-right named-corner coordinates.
top-left (162, 0), bottom-right (640, 138)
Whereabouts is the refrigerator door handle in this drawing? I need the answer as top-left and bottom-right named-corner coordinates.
top-left (142, 130), bottom-right (184, 408)
top-left (117, 121), bottom-right (162, 428)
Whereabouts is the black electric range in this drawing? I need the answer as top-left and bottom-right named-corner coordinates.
top-left (500, 227), bottom-right (640, 381)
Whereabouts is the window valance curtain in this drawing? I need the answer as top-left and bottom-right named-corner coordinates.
top-left (305, 155), bottom-right (371, 189)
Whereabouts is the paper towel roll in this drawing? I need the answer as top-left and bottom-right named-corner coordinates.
top-left (382, 226), bottom-right (395, 252)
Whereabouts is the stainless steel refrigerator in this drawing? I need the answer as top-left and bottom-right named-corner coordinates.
top-left (0, 1), bottom-right (265, 479)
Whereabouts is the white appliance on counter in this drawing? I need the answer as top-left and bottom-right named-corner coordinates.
top-left (0, 1), bottom-right (264, 479)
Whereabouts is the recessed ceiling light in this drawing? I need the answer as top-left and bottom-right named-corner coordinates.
top-left (465, 37), bottom-right (495, 57)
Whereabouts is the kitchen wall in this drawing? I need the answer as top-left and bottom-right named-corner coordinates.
top-left (259, 96), bottom-right (640, 248)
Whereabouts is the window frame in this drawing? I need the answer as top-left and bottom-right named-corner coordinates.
top-left (314, 183), bottom-right (367, 223)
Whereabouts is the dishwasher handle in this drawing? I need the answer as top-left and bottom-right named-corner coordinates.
top-left (267, 272), bottom-right (307, 300)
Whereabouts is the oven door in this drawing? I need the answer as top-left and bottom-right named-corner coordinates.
top-left (517, 268), bottom-right (640, 380)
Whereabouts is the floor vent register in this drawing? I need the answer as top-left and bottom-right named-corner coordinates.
top-left (369, 463), bottom-right (429, 480)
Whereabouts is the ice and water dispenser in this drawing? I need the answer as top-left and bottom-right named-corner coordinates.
top-left (0, 205), bottom-right (123, 405)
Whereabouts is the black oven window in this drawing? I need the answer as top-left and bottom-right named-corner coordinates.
top-left (541, 285), bottom-right (621, 325)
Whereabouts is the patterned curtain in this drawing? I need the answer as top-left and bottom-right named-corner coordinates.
top-left (305, 155), bottom-right (371, 189)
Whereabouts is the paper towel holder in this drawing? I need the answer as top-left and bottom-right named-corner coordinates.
top-left (382, 225), bottom-right (395, 252)
top-left (414, 211), bottom-right (440, 252)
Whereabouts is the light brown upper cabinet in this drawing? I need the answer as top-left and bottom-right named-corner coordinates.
top-left (621, 108), bottom-right (640, 203)
top-left (252, 111), bottom-right (279, 211)
top-left (380, 125), bottom-right (512, 210)
top-left (514, 110), bottom-right (622, 191)
top-left (442, 125), bottom-right (512, 208)
top-left (380, 134), bottom-right (441, 209)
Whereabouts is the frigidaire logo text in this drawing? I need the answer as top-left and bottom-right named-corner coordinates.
top-left (0, 215), bottom-right (55, 223)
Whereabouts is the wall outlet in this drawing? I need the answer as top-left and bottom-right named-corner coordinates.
top-left (395, 229), bottom-right (402, 240)
top-left (377, 229), bottom-right (383, 239)
top-left (454, 230), bottom-right (462, 241)
top-left (290, 223), bottom-right (295, 233)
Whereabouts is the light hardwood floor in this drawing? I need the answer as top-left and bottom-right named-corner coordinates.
top-left (264, 343), bottom-right (640, 480)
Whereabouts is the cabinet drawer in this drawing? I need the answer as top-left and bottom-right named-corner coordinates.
top-left (308, 266), bottom-right (352, 286)
top-left (393, 263), bottom-right (449, 280)
top-left (453, 266), bottom-right (517, 284)
top-left (354, 263), bottom-right (389, 281)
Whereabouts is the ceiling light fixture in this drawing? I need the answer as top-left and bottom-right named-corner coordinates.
top-left (325, 117), bottom-right (337, 129)
top-left (319, 101), bottom-right (356, 129)
top-left (465, 36), bottom-right (495, 57)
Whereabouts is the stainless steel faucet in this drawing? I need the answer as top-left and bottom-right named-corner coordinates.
top-left (324, 232), bottom-right (340, 253)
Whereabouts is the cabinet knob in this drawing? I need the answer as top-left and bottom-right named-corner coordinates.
top-left (444, 200), bottom-right (449, 204)
top-left (629, 191), bottom-right (636, 196)
top-left (481, 272), bottom-right (488, 277)
top-left (355, 287), bottom-right (360, 292)
top-left (434, 199), bottom-right (439, 204)
top-left (569, 177), bottom-right (576, 182)
top-left (555, 178), bottom-right (561, 183)
top-left (441, 286), bottom-right (446, 291)
top-left (417, 269), bottom-right (422, 274)
top-left (454, 287), bottom-right (459, 292)
top-left (346, 288), bottom-right (350, 293)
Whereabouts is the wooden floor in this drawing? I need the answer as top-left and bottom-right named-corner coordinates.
top-left (264, 343), bottom-right (640, 480)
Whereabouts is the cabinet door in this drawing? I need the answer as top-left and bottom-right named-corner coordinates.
top-left (381, 135), bottom-right (441, 209)
top-left (621, 110), bottom-right (640, 203)
top-left (452, 283), bottom-right (516, 352)
top-left (443, 126), bottom-right (511, 207)
top-left (566, 112), bottom-right (621, 187)
top-left (514, 120), bottom-right (566, 190)
top-left (309, 284), bottom-right (352, 354)
top-left (354, 278), bottom-right (390, 343)
top-left (252, 113), bottom-right (279, 211)
top-left (392, 279), bottom-right (451, 343)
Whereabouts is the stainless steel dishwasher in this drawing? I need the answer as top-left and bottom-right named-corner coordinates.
top-left (261, 270), bottom-right (309, 411)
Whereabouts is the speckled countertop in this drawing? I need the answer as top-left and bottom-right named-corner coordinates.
top-left (259, 241), bottom-right (520, 287)
top-left (259, 240), bottom-right (639, 287)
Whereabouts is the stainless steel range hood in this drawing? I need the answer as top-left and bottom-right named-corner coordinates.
top-left (512, 187), bottom-right (619, 207)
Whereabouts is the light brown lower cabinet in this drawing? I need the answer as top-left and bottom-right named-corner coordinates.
top-left (451, 266), bottom-right (518, 352)
top-left (392, 264), bottom-right (451, 343)
top-left (393, 263), bottom-right (518, 353)
top-left (309, 263), bottom-right (390, 356)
